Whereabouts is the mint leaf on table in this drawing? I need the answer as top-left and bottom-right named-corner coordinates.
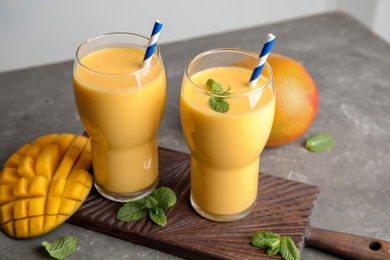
top-left (305, 133), bottom-right (335, 152)
top-left (116, 187), bottom-right (177, 226)
top-left (42, 235), bottom-right (78, 260)
top-left (250, 231), bottom-right (300, 260)
top-left (206, 78), bottom-right (231, 113)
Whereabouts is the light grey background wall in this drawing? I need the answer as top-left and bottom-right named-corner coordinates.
top-left (0, 0), bottom-right (388, 73)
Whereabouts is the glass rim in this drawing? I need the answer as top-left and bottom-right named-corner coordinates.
top-left (75, 32), bottom-right (161, 77)
top-left (184, 48), bottom-right (273, 98)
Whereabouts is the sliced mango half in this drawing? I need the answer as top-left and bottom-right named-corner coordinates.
top-left (0, 133), bottom-right (93, 238)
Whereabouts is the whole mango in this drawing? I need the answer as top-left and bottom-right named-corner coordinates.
top-left (266, 53), bottom-right (318, 147)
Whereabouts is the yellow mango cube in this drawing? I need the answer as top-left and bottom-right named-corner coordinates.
top-left (4, 152), bottom-right (23, 168)
top-left (48, 177), bottom-right (66, 197)
top-left (62, 182), bottom-right (86, 201)
top-left (15, 144), bottom-right (31, 156)
top-left (0, 201), bottom-right (14, 225)
top-left (29, 197), bottom-right (46, 217)
top-left (67, 169), bottom-right (90, 185)
top-left (31, 134), bottom-right (58, 149)
top-left (30, 175), bottom-right (49, 197)
top-left (56, 214), bottom-right (68, 224)
top-left (29, 216), bottom-right (44, 237)
top-left (1, 221), bottom-right (15, 237)
top-left (80, 180), bottom-right (92, 199)
top-left (25, 144), bottom-right (42, 160)
top-left (13, 178), bottom-right (31, 198)
top-left (59, 198), bottom-right (78, 215)
top-left (35, 144), bottom-right (60, 180)
top-left (46, 197), bottom-right (61, 215)
top-left (44, 215), bottom-right (58, 232)
top-left (14, 218), bottom-right (29, 239)
top-left (52, 133), bottom-right (76, 159)
top-left (17, 156), bottom-right (36, 179)
top-left (72, 141), bottom-right (92, 172)
top-left (0, 167), bottom-right (19, 185)
top-left (0, 185), bottom-right (16, 206)
top-left (13, 198), bottom-right (30, 219)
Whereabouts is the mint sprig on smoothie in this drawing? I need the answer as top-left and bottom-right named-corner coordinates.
top-left (207, 78), bottom-right (231, 113)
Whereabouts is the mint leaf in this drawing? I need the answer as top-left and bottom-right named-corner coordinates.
top-left (116, 187), bottom-right (177, 226)
top-left (149, 207), bottom-right (167, 226)
top-left (251, 231), bottom-right (281, 250)
top-left (116, 199), bottom-right (149, 222)
top-left (144, 196), bottom-right (158, 209)
top-left (280, 236), bottom-right (300, 260)
top-left (251, 231), bottom-right (300, 260)
top-left (207, 78), bottom-right (222, 93)
top-left (150, 187), bottom-right (177, 210)
top-left (209, 98), bottom-right (229, 113)
top-left (267, 246), bottom-right (281, 256)
top-left (305, 133), bottom-right (335, 152)
top-left (42, 235), bottom-right (78, 260)
top-left (206, 78), bottom-right (231, 113)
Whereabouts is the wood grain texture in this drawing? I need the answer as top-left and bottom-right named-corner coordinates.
top-left (68, 147), bottom-right (320, 259)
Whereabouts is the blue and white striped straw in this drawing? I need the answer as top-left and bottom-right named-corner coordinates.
top-left (142, 20), bottom-right (163, 67)
top-left (248, 33), bottom-right (276, 87)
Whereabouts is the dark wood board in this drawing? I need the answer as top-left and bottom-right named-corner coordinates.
top-left (68, 147), bottom-right (320, 259)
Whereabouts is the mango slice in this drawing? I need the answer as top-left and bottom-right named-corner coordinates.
top-left (0, 133), bottom-right (93, 239)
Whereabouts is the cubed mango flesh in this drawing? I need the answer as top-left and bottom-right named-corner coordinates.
top-left (0, 133), bottom-right (93, 238)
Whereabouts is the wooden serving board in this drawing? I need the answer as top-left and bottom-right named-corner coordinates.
top-left (68, 147), bottom-right (320, 260)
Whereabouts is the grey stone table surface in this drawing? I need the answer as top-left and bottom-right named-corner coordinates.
top-left (1, 11), bottom-right (389, 260)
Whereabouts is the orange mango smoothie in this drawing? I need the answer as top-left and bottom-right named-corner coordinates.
top-left (180, 66), bottom-right (275, 217)
top-left (73, 47), bottom-right (166, 197)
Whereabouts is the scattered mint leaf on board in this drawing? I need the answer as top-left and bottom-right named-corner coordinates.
top-left (305, 133), bottom-right (335, 152)
top-left (250, 231), bottom-right (300, 260)
top-left (144, 196), bottom-right (159, 209)
top-left (116, 199), bottom-right (149, 222)
top-left (280, 236), bottom-right (300, 260)
top-left (206, 78), bottom-right (231, 113)
top-left (251, 231), bottom-right (281, 249)
top-left (116, 187), bottom-right (176, 226)
top-left (149, 207), bottom-right (167, 226)
top-left (42, 235), bottom-right (78, 260)
top-left (267, 246), bottom-right (281, 256)
top-left (150, 186), bottom-right (177, 210)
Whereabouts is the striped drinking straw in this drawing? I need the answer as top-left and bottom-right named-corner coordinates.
top-left (142, 20), bottom-right (163, 67)
top-left (248, 33), bottom-right (276, 87)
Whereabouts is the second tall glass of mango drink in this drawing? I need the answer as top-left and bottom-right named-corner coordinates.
top-left (180, 48), bottom-right (275, 221)
top-left (73, 32), bottom-right (166, 202)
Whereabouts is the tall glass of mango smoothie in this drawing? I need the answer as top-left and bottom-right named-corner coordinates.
top-left (180, 49), bottom-right (275, 221)
top-left (73, 32), bottom-right (166, 202)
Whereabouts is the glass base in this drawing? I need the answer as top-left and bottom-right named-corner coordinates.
top-left (190, 195), bottom-right (256, 222)
top-left (94, 178), bottom-right (158, 203)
